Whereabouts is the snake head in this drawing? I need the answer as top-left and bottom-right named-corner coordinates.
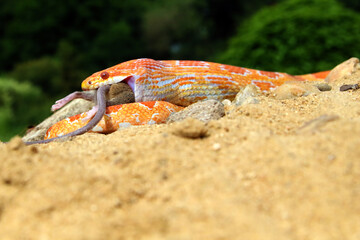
top-left (81, 70), bottom-right (135, 91)
top-left (81, 58), bottom-right (168, 102)
top-left (82, 67), bottom-right (137, 93)
top-left (81, 59), bottom-right (157, 92)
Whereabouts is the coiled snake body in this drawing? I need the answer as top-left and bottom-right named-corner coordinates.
top-left (29, 58), bottom-right (330, 143)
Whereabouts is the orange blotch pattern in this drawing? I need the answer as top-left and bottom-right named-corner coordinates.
top-left (45, 101), bottom-right (183, 140)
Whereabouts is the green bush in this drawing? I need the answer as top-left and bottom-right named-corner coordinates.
top-left (219, 0), bottom-right (360, 74)
top-left (57, 40), bottom-right (88, 92)
top-left (85, 21), bottom-right (141, 70)
top-left (0, 77), bottom-right (50, 141)
top-left (10, 45), bottom-right (88, 96)
top-left (10, 57), bottom-right (62, 95)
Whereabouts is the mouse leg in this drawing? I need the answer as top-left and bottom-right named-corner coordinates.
top-left (51, 90), bottom-right (96, 112)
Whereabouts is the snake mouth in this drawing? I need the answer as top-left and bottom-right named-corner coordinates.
top-left (82, 75), bottom-right (134, 90)
top-left (99, 75), bottom-right (138, 101)
top-left (82, 74), bottom-right (141, 102)
top-left (97, 75), bottom-right (132, 88)
top-left (122, 76), bottom-right (136, 93)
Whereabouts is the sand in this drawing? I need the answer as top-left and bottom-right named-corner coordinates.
top-left (0, 62), bottom-right (359, 240)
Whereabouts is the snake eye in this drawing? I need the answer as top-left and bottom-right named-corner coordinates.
top-left (100, 71), bottom-right (110, 80)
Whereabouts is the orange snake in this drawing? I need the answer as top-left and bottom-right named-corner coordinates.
top-left (26, 58), bottom-right (330, 144)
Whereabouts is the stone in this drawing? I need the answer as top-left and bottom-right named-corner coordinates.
top-left (234, 85), bottom-right (260, 106)
top-left (22, 82), bottom-right (136, 142)
top-left (167, 100), bottom-right (225, 123)
top-left (325, 57), bottom-right (359, 83)
top-left (313, 82), bottom-right (332, 91)
top-left (272, 81), bottom-right (320, 100)
top-left (170, 118), bottom-right (209, 139)
top-left (339, 84), bottom-right (360, 91)
top-left (22, 99), bottom-right (94, 142)
top-left (222, 99), bottom-right (232, 106)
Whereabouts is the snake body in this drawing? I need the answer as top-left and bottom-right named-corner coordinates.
top-left (43, 58), bottom-right (329, 140)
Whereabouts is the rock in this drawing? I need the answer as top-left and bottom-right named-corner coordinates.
top-left (22, 82), bottom-right (136, 142)
top-left (325, 57), bottom-right (360, 83)
top-left (167, 100), bottom-right (225, 123)
top-left (22, 99), bottom-right (94, 142)
top-left (170, 118), bottom-right (209, 139)
top-left (339, 84), bottom-right (360, 91)
top-left (212, 143), bottom-right (221, 151)
top-left (313, 82), bottom-right (332, 91)
top-left (234, 85), bottom-right (260, 106)
top-left (222, 99), bottom-right (232, 106)
top-left (272, 81), bottom-right (320, 100)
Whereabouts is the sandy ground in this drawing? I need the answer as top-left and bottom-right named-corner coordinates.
top-left (0, 63), bottom-right (360, 240)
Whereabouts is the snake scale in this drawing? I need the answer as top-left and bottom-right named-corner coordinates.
top-left (26, 58), bottom-right (330, 144)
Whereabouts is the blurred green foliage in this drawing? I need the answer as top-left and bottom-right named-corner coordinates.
top-left (142, 0), bottom-right (208, 58)
top-left (0, 0), bottom-right (276, 73)
top-left (0, 78), bottom-right (50, 140)
top-left (57, 41), bottom-right (88, 93)
top-left (219, 0), bottom-right (360, 74)
top-left (0, 0), bottom-right (359, 140)
top-left (11, 57), bottom-right (61, 96)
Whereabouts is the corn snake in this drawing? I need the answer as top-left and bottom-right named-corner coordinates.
top-left (26, 58), bottom-right (330, 144)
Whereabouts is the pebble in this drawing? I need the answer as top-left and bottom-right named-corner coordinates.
top-left (234, 85), bottom-right (260, 106)
top-left (339, 84), bottom-right (359, 91)
top-left (313, 82), bottom-right (332, 91)
top-left (212, 143), bottom-right (221, 151)
top-left (272, 82), bottom-right (320, 100)
top-left (170, 118), bottom-right (209, 139)
top-left (167, 100), bottom-right (225, 123)
top-left (222, 99), bottom-right (232, 106)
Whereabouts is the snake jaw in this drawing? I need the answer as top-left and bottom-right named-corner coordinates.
top-left (81, 72), bottom-right (141, 103)
top-left (81, 75), bottom-right (131, 90)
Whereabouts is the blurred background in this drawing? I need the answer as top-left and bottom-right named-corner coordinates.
top-left (0, 0), bottom-right (359, 141)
